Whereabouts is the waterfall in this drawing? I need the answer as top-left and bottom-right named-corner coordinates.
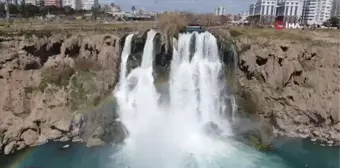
top-left (112, 30), bottom-right (289, 168)
top-left (119, 34), bottom-right (134, 83)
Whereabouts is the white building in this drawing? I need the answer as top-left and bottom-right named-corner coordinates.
top-left (215, 6), bottom-right (226, 16)
top-left (276, 0), bottom-right (303, 22)
top-left (248, 0), bottom-right (277, 16)
top-left (248, 0), bottom-right (277, 24)
top-left (25, 0), bottom-right (37, 5)
top-left (7, 0), bottom-right (18, 5)
top-left (301, 0), bottom-right (333, 25)
top-left (62, 0), bottom-right (81, 9)
top-left (63, 0), bottom-right (72, 8)
top-left (253, 0), bottom-right (277, 15)
top-left (331, 0), bottom-right (340, 17)
top-left (81, 0), bottom-right (98, 10)
top-left (249, 3), bottom-right (256, 15)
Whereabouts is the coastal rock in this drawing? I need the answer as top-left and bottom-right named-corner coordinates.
top-left (21, 129), bottom-right (38, 146)
top-left (54, 119), bottom-right (71, 132)
top-left (334, 123), bottom-right (340, 131)
top-left (16, 141), bottom-right (26, 150)
top-left (81, 99), bottom-right (127, 145)
top-left (48, 129), bottom-right (63, 140)
top-left (59, 136), bottom-right (70, 142)
top-left (86, 137), bottom-right (105, 147)
top-left (4, 141), bottom-right (16, 155)
top-left (235, 32), bottom-right (340, 145)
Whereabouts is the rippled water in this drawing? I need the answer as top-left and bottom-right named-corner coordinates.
top-left (1, 138), bottom-right (338, 168)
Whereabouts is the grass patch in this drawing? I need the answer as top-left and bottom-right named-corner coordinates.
top-left (69, 70), bottom-right (97, 111)
top-left (19, 30), bottom-right (53, 38)
top-left (229, 28), bottom-right (339, 47)
top-left (229, 28), bottom-right (312, 41)
top-left (230, 29), bottom-right (243, 37)
top-left (24, 86), bottom-right (37, 95)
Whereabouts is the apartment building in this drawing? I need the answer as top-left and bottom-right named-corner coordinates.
top-left (276, 0), bottom-right (303, 22)
top-left (301, 0), bottom-right (333, 25)
top-left (25, 0), bottom-right (37, 5)
top-left (215, 6), bottom-right (226, 16)
top-left (249, 3), bottom-right (256, 15)
top-left (62, 0), bottom-right (81, 9)
top-left (44, 0), bottom-right (61, 7)
top-left (6, 0), bottom-right (18, 5)
top-left (331, 0), bottom-right (340, 17)
top-left (248, 0), bottom-right (278, 24)
top-left (81, 0), bottom-right (98, 10)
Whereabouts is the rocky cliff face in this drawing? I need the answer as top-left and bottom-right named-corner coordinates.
top-left (233, 29), bottom-right (340, 146)
top-left (0, 32), bottom-right (125, 155)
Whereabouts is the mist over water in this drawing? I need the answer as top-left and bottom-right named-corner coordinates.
top-left (112, 30), bottom-right (289, 168)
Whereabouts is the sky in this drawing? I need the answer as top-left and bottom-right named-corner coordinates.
top-left (101, 0), bottom-right (254, 14)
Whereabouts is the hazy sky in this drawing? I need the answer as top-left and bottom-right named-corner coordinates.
top-left (102, 0), bottom-right (254, 14)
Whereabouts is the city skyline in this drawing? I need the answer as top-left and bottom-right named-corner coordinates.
top-left (100, 0), bottom-right (253, 13)
top-left (1, 0), bottom-right (256, 14)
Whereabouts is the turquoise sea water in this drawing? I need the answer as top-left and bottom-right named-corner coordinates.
top-left (1, 138), bottom-right (339, 168)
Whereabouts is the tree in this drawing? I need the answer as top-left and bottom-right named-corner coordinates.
top-left (131, 5), bottom-right (135, 12)
top-left (0, 3), bottom-right (5, 15)
top-left (24, 4), bottom-right (40, 17)
top-left (64, 6), bottom-right (75, 15)
top-left (91, 5), bottom-right (100, 20)
top-left (329, 16), bottom-right (339, 27)
top-left (8, 4), bottom-right (19, 14)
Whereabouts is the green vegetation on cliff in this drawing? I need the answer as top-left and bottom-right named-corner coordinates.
top-left (249, 135), bottom-right (273, 151)
top-left (39, 63), bottom-right (76, 91)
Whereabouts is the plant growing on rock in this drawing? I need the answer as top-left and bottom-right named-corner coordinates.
top-left (249, 135), bottom-right (274, 151)
top-left (39, 63), bottom-right (76, 91)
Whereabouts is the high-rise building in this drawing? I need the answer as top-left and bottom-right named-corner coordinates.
top-left (276, 0), bottom-right (303, 22)
top-left (301, 0), bottom-right (333, 25)
top-left (45, 0), bottom-right (61, 7)
top-left (25, 0), bottom-right (37, 5)
top-left (37, 0), bottom-right (44, 7)
top-left (331, 0), bottom-right (340, 17)
top-left (62, 0), bottom-right (72, 7)
top-left (248, 0), bottom-right (278, 24)
top-left (81, 0), bottom-right (98, 10)
top-left (249, 3), bottom-right (256, 16)
top-left (215, 6), bottom-right (226, 16)
top-left (62, 0), bottom-right (81, 9)
top-left (7, 0), bottom-right (19, 5)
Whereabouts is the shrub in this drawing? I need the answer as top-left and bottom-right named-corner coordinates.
top-left (74, 58), bottom-right (103, 71)
top-left (249, 135), bottom-right (274, 151)
top-left (39, 63), bottom-right (76, 91)
top-left (157, 12), bottom-right (188, 37)
top-left (230, 29), bottom-right (243, 38)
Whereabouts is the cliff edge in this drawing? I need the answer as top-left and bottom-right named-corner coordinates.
top-left (233, 28), bottom-right (340, 146)
top-left (0, 32), bottom-right (124, 155)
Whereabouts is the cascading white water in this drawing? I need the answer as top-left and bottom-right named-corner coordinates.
top-left (112, 30), bottom-right (290, 168)
top-left (119, 34), bottom-right (134, 83)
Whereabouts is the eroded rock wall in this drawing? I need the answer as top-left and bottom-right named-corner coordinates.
top-left (0, 33), bottom-right (123, 155)
top-left (235, 35), bottom-right (340, 146)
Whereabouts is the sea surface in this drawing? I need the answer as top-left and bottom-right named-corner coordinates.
top-left (1, 138), bottom-right (339, 168)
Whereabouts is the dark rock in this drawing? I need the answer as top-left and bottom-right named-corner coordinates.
top-left (21, 129), bottom-right (38, 146)
top-left (81, 98), bottom-right (126, 145)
